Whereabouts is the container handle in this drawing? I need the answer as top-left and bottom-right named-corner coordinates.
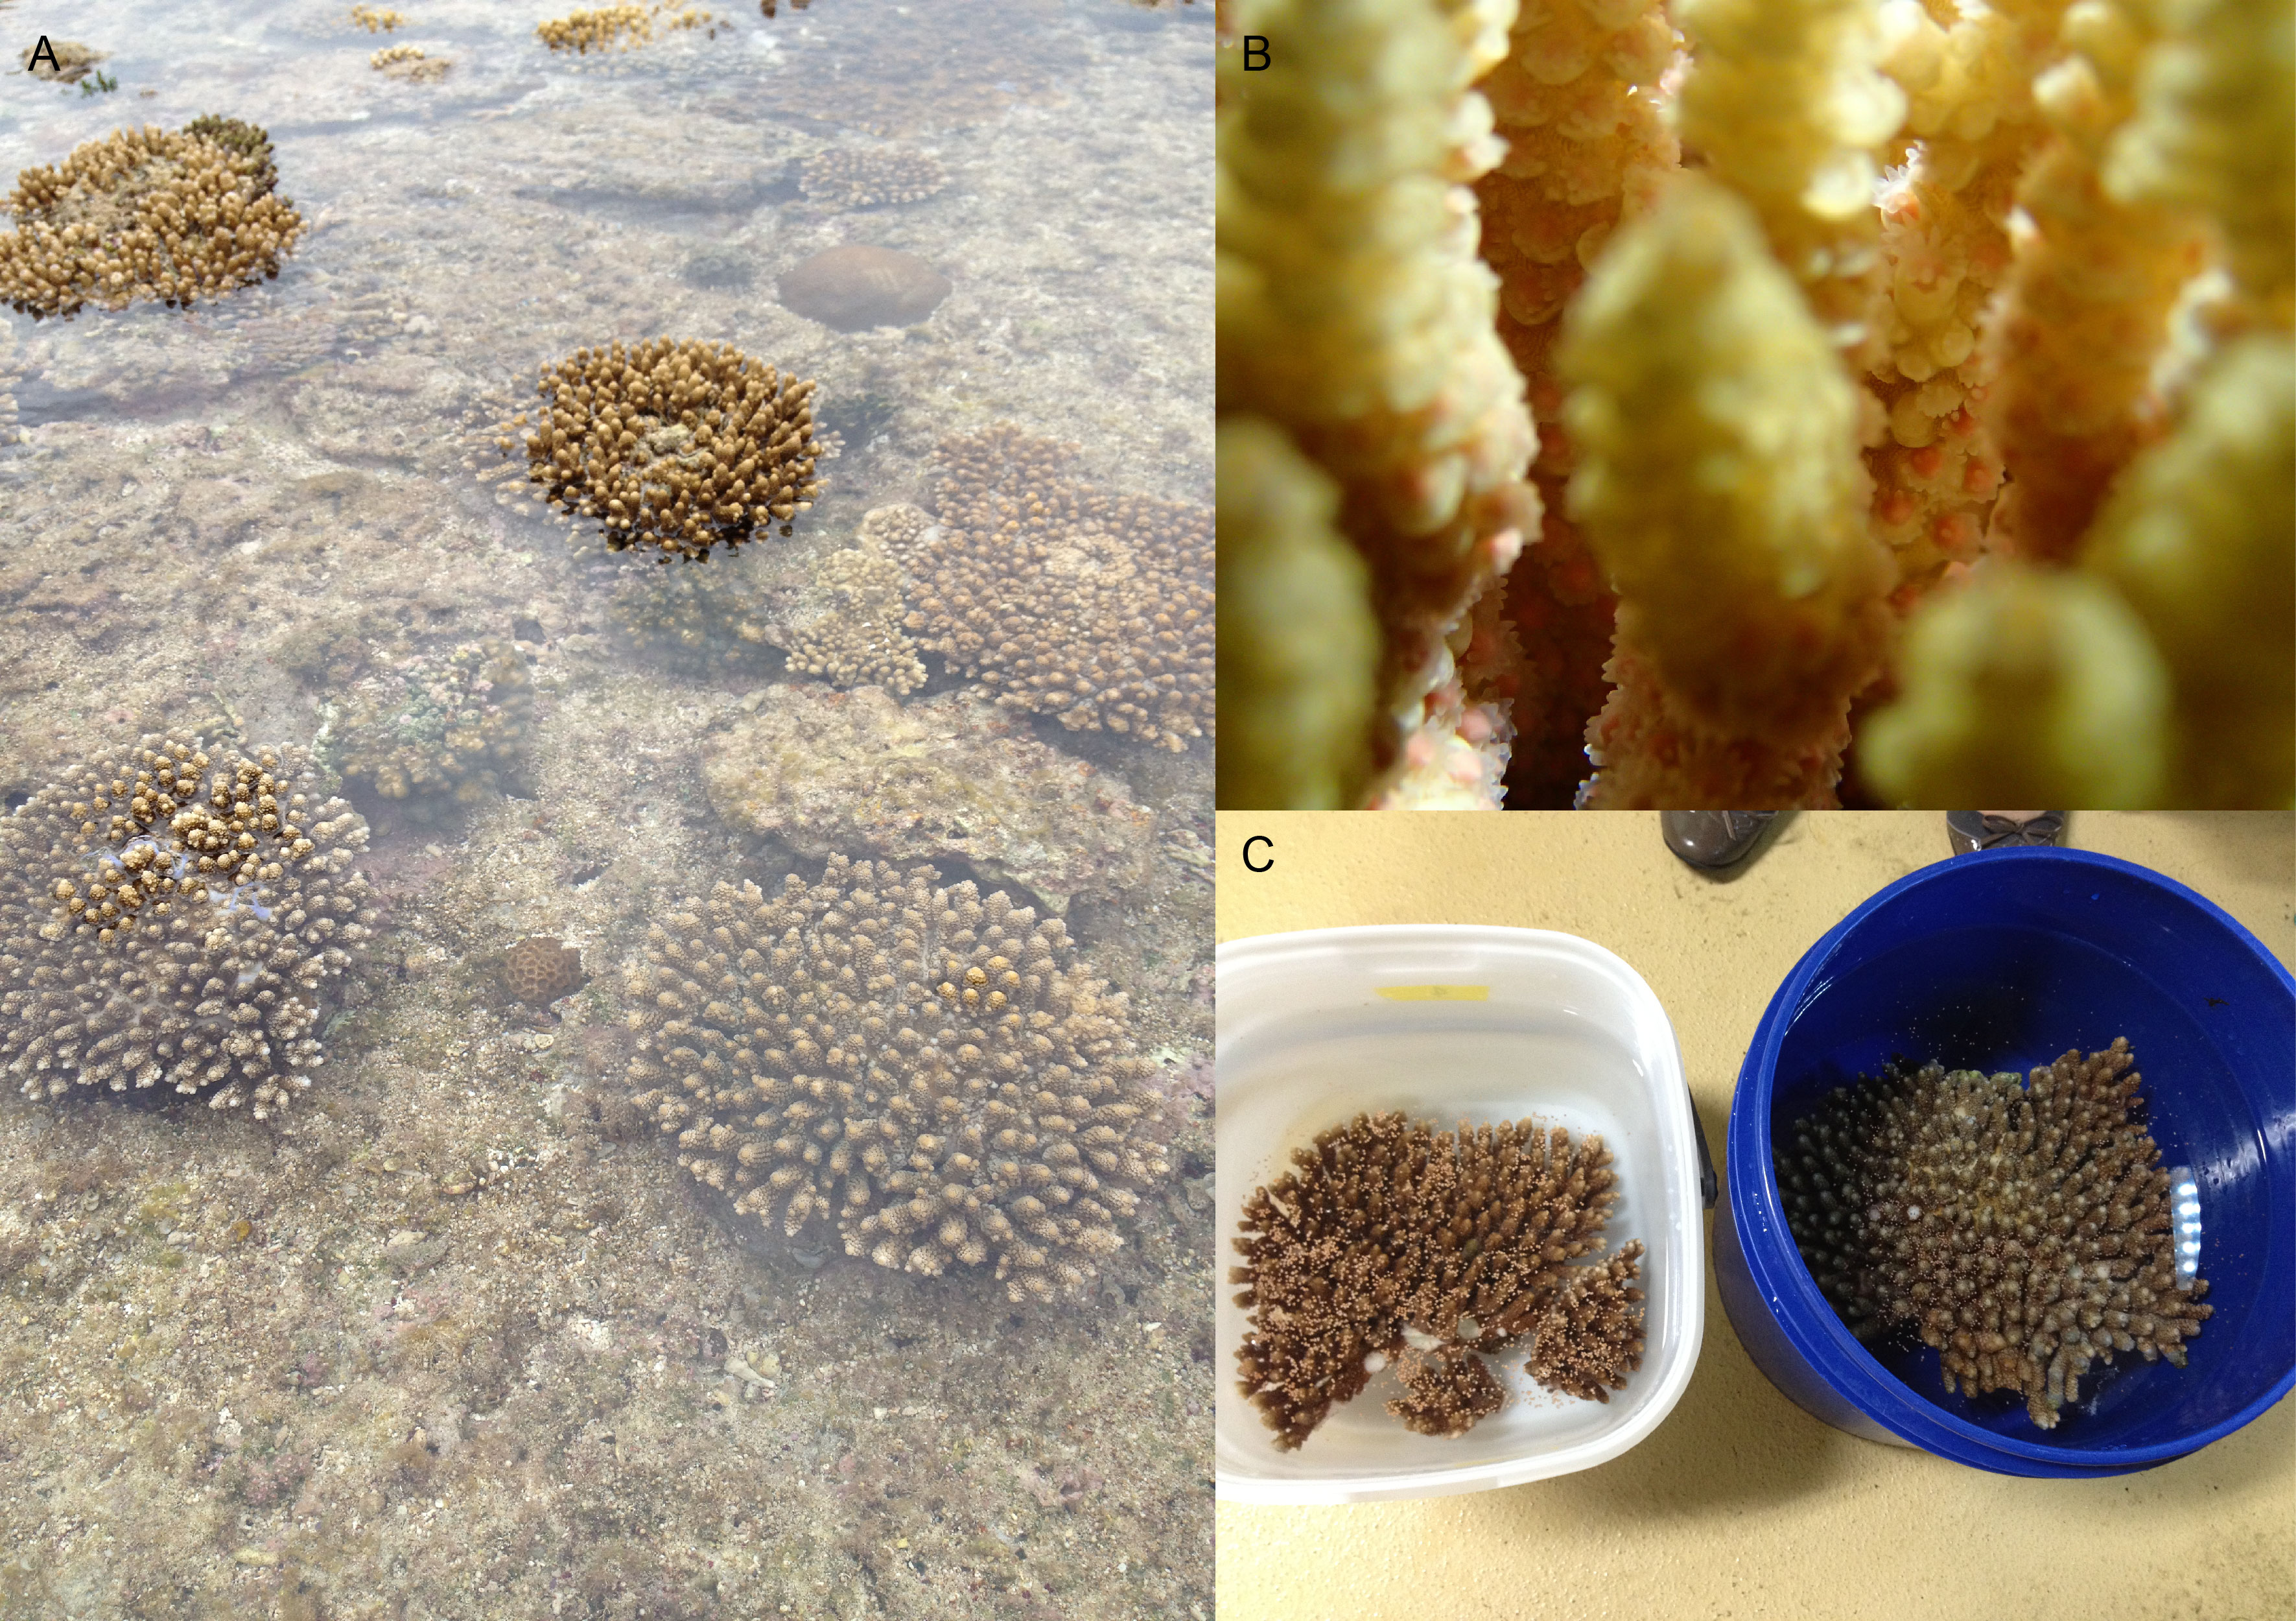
top-left (1691, 1093), bottom-right (1716, 1209)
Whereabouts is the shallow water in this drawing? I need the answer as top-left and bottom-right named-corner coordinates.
top-left (0, 3), bottom-right (1212, 1616)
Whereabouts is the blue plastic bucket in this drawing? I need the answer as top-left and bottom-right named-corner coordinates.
top-left (1716, 847), bottom-right (2295, 1476)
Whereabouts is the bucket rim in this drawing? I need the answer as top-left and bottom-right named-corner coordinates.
top-left (1729, 846), bottom-right (2296, 1471)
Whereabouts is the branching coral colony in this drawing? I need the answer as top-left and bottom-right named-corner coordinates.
top-left (1216, 0), bottom-right (2295, 809)
top-left (0, 737), bottom-right (375, 1118)
top-left (0, 117), bottom-right (303, 318)
top-left (487, 338), bottom-right (824, 562)
top-left (622, 857), bottom-right (1171, 1300)
top-left (1778, 1039), bottom-right (2211, 1428)
top-left (884, 426), bottom-right (1214, 752)
top-left (1232, 1113), bottom-right (1645, 1449)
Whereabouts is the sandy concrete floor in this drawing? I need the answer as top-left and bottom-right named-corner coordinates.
top-left (1213, 811), bottom-right (2294, 1621)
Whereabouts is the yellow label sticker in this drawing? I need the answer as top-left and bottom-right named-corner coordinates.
top-left (1376, 984), bottom-right (1489, 1002)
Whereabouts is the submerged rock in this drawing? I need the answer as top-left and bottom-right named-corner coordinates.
top-left (777, 244), bottom-right (951, 331)
top-left (701, 685), bottom-right (1153, 908)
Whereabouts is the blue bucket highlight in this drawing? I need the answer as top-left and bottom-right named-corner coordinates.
top-left (1716, 848), bottom-right (2295, 1477)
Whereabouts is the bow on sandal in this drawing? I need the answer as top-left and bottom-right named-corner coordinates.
top-left (1946, 811), bottom-right (2067, 855)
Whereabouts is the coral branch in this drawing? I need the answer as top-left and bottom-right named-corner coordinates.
top-left (1561, 175), bottom-right (1895, 806)
top-left (1218, 0), bottom-right (1540, 804)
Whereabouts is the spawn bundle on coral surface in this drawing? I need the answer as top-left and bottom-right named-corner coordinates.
top-left (1777, 1037), bottom-right (2212, 1428)
top-left (884, 426), bottom-right (1213, 752)
top-left (0, 117), bottom-right (303, 319)
top-left (1232, 1111), bottom-right (1645, 1450)
top-left (491, 337), bottom-right (823, 562)
top-left (1215, 0), bottom-right (2295, 809)
top-left (622, 856), bottom-right (1171, 1300)
top-left (0, 735), bottom-right (375, 1117)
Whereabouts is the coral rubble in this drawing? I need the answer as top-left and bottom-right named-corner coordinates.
top-left (798, 149), bottom-right (950, 209)
top-left (329, 639), bottom-right (535, 811)
top-left (0, 735), bottom-right (375, 1117)
top-left (777, 244), bottom-right (952, 331)
top-left (1778, 1038), bottom-right (2212, 1428)
top-left (779, 545), bottom-right (928, 696)
top-left (492, 338), bottom-right (823, 562)
top-left (1230, 1111), bottom-right (1645, 1450)
top-left (884, 426), bottom-right (1213, 753)
top-left (504, 936), bottom-right (585, 1007)
top-left (621, 856), bottom-right (1171, 1299)
top-left (701, 685), bottom-right (1156, 906)
top-left (0, 119), bottom-right (303, 320)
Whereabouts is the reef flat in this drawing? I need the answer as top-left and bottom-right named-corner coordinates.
top-left (0, 1), bottom-right (1213, 1616)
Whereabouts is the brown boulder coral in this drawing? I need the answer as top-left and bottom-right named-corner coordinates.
top-left (0, 735), bottom-right (375, 1117)
top-left (489, 338), bottom-right (824, 562)
top-left (777, 245), bottom-right (951, 332)
top-left (0, 118), bottom-right (303, 319)
top-left (1232, 1111), bottom-right (1645, 1449)
top-left (504, 937), bottom-right (584, 1007)
top-left (700, 685), bottom-right (1155, 907)
top-left (622, 855), bottom-right (1171, 1299)
top-left (882, 426), bottom-right (1214, 751)
top-left (1779, 1039), bottom-right (2212, 1429)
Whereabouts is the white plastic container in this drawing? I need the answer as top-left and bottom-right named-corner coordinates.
top-left (1215, 925), bottom-right (1707, 1504)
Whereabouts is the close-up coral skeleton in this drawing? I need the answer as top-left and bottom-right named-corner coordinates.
top-left (1216, 0), bottom-right (2294, 809)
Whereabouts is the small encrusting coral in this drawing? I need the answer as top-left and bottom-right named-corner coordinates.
top-left (1231, 1112), bottom-right (1646, 1450)
top-left (328, 639), bottom-right (533, 810)
top-left (536, 4), bottom-right (712, 54)
top-left (491, 338), bottom-right (823, 562)
top-left (349, 5), bottom-right (406, 30)
top-left (883, 426), bottom-right (1214, 752)
top-left (622, 856), bottom-right (1171, 1299)
top-left (1778, 1038), bottom-right (2212, 1429)
top-left (0, 735), bottom-right (375, 1117)
top-left (504, 936), bottom-right (584, 1008)
top-left (780, 545), bottom-right (926, 695)
top-left (798, 149), bottom-right (950, 209)
top-left (0, 118), bottom-right (303, 319)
